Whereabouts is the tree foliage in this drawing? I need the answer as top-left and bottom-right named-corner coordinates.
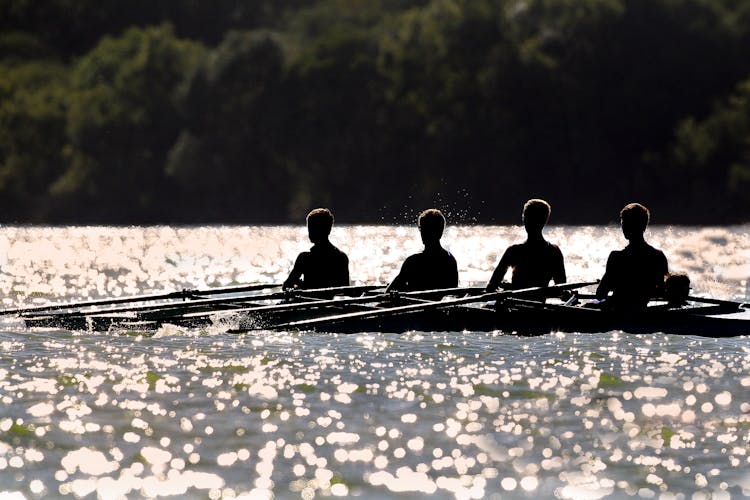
top-left (0, 58), bottom-right (69, 218)
top-left (167, 30), bottom-right (288, 222)
top-left (48, 25), bottom-right (204, 221)
top-left (668, 79), bottom-right (750, 219)
top-left (1, 0), bottom-right (749, 223)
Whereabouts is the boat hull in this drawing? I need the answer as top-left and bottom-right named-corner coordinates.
top-left (289, 304), bottom-right (750, 337)
top-left (19, 289), bottom-right (750, 337)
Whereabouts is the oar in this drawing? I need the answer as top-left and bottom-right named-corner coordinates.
top-left (574, 292), bottom-right (747, 310)
top-left (0, 282), bottom-right (283, 316)
top-left (270, 281), bottom-right (598, 330)
top-left (36, 286), bottom-right (478, 331)
top-left (687, 295), bottom-right (748, 310)
top-left (365, 286), bottom-right (485, 298)
top-left (182, 286), bottom-right (485, 321)
top-left (129, 287), bottom-right (390, 321)
top-left (17, 284), bottom-right (386, 319)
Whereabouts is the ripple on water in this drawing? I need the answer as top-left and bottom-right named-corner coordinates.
top-left (0, 225), bottom-right (749, 497)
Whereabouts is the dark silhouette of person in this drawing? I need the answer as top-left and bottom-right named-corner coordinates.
top-left (386, 209), bottom-right (458, 292)
top-left (486, 199), bottom-right (566, 291)
top-left (664, 272), bottom-right (690, 308)
top-left (596, 203), bottom-right (668, 309)
top-left (283, 208), bottom-right (349, 290)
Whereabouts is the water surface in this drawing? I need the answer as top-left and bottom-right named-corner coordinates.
top-left (0, 225), bottom-right (748, 499)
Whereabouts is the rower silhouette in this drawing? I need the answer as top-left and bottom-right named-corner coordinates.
top-left (386, 209), bottom-right (458, 292)
top-left (486, 199), bottom-right (566, 291)
top-left (596, 203), bottom-right (668, 309)
top-left (283, 208), bottom-right (349, 290)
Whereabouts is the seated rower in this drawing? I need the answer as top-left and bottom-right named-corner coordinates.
top-left (283, 208), bottom-right (349, 290)
top-left (486, 199), bottom-right (566, 291)
top-left (386, 209), bottom-right (458, 292)
top-left (596, 203), bottom-right (668, 309)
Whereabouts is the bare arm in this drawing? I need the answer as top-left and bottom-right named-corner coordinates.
top-left (595, 252), bottom-right (615, 299)
top-left (339, 255), bottom-right (350, 287)
top-left (553, 247), bottom-right (566, 284)
top-left (386, 257), bottom-right (411, 292)
top-left (486, 248), bottom-right (512, 291)
top-left (654, 252), bottom-right (668, 297)
top-left (450, 257), bottom-right (458, 288)
top-left (386, 270), bottom-right (406, 292)
top-left (283, 253), bottom-right (306, 290)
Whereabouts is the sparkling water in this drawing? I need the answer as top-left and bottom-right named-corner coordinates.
top-left (0, 225), bottom-right (748, 499)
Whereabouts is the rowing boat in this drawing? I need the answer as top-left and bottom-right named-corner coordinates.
top-left (10, 282), bottom-right (749, 336)
top-left (14, 283), bottom-right (585, 331)
top-left (280, 298), bottom-right (749, 336)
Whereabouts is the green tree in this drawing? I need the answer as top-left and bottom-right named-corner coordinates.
top-left (668, 78), bottom-right (750, 219)
top-left (375, 0), bottom-right (540, 216)
top-left (0, 0), bottom-right (304, 56)
top-left (273, 0), bottom-right (437, 221)
top-left (167, 30), bottom-right (288, 222)
top-left (0, 59), bottom-right (69, 220)
top-left (2, 0), bottom-right (750, 223)
top-left (53, 25), bottom-right (204, 221)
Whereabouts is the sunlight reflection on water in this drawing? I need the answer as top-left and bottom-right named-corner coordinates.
top-left (0, 225), bottom-right (748, 499)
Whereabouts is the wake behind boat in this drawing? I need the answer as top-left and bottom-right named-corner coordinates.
top-left (7, 282), bottom-right (749, 337)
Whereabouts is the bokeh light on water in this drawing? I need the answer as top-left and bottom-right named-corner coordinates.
top-left (0, 225), bottom-right (748, 498)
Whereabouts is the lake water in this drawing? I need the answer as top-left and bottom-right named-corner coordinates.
top-left (0, 225), bottom-right (748, 499)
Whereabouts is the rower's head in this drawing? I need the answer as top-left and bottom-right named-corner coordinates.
top-left (418, 209), bottom-right (446, 245)
top-left (620, 203), bottom-right (650, 241)
top-left (665, 272), bottom-right (690, 307)
top-left (306, 208), bottom-right (334, 244)
top-left (522, 199), bottom-right (551, 235)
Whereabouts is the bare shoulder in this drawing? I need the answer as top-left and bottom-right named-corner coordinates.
top-left (547, 241), bottom-right (563, 254)
top-left (336, 246), bottom-right (349, 262)
top-left (503, 243), bottom-right (523, 257)
top-left (606, 249), bottom-right (623, 263)
top-left (403, 253), bottom-right (420, 265)
top-left (295, 251), bottom-right (311, 263)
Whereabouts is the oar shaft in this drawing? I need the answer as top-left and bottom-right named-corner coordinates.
top-left (182, 286), bottom-right (480, 319)
top-left (0, 282), bottom-right (281, 316)
top-left (688, 295), bottom-right (748, 309)
top-left (1, 290), bottom-right (191, 315)
top-left (365, 286), bottom-right (485, 297)
top-left (17, 284), bottom-right (384, 318)
top-left (190, 283), bottom-right (283, 296)
top-left (45, 286), bottom-right (485, 328)
top-left (274, 281), bottom-right (597, 330)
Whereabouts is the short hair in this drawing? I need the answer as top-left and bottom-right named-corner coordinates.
top-left (306, 208), bottom-right (334, 235)
top-left (620, 203), bottom-right (650, 232)
top-left (418, 209), bottom-right (446, 239)
top-left (522, 199), bottom-right (551, 226)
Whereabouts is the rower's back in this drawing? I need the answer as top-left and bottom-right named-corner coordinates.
top-left (283, 208), bottom-right (350, 290)
top-left (289, 241), bottom-right (349, 290)
top-left (387, 209), bottom-right (458, 292)
top-left (496, 240), bottom-right (565, 288)
top-left (486, 199), bottom-right (566, 290)
top-left (596, 203), bottom-right (668, 309)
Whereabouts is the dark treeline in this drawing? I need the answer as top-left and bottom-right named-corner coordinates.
top-left (1, 0), bottom-right (749, 224)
